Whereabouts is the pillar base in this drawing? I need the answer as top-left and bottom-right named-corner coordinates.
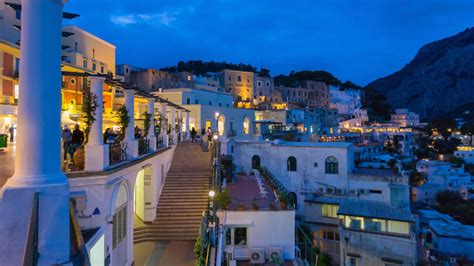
top-left (161, 133), bottom-right (169, 147)
top-left (148, 136), bottom-right (157, 151)
top-left (0, 181), bottom-right (70, 265)
top-left (125, 140), bottom-right (139, 158)
top-left (85, 144), bottom-right (109, 172)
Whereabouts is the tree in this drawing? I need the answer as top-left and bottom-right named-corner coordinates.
top-left (435, 190), bottom-right (463, 206)
top-left (460, 122), bottom-right (474, 145)
top-left (257, 68), bottom-right (270, 77)
top-left (431, 117), bottom-right (456, 138)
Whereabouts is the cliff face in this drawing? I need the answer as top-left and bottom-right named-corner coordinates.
top-left (367, 28), bottom-right (474, 118)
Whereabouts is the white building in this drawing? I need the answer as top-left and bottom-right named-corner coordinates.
top-left (418, 210), bottom-right (474, 263)
top-left (454, 145), bottom-right (474, 164)
top-left (413, 160), bottom-right (473, 204)
top-left (329, 86), bottom-right (362, 116)
top-left (391, 109), bottom-right (420, 127)
top-left (156, 88), bottom-right (255, 139)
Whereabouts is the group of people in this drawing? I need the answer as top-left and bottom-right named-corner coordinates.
top-left (62, 125), bottom-right (119, 165)
top-left (61, 124), bottom-right (84, 165)
top-left (190, 127), bottom-right (215, 151)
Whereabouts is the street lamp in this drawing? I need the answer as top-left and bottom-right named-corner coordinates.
top-left (214, 112), bottom-right (220, 135)
top-left (208, 190), bottom-right (216, 246)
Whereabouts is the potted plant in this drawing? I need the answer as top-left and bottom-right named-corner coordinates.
top-left (217, 188), bottom-right (231, 209)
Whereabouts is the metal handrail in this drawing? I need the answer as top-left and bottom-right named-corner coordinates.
top-left (22, 193), bottom-right (39, 266)
top-left (259, 166), bottom-right (289, 196)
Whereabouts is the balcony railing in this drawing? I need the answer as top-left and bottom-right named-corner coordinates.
top-left (156, 136), bottom-right (165, 150)
top-left (109, 141), bottom-right (127, 166)
top-left (138, 137), bottom-right (150, 156)
top-left (169, 134), bottom-right (175, 146)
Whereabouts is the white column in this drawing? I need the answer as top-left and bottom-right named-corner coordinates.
top-left (1, 0), bottom-right (70, 265)
top-left (169, 106), bottom-right (176, 145)
top-left (124, 89), bottom-right (138, 157)
top-left (178, 109), bottom-right (183, 141)
top-left (85, 76), bottom-right (109, 171)
top-left (147, 98), bottom-right (157, 151)
top-left (160, 102), bottom-right (168, 147)
top-left (185, 111), bottom-right (190, 140)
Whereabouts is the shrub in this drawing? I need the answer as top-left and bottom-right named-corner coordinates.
top-left (217, 188), bottom-right (231, 209)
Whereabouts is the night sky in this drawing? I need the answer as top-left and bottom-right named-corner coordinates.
top-left (65, 0), bottom-right (474, 85)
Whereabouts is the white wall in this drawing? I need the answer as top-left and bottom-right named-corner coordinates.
top-left (218, 210), bottom-right (296, 260)
top-left (69, 147), bottom-right (175, 266)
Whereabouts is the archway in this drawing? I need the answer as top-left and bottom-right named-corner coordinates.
top-left (134, 166), bottom-right (152, 221)
top-left (252, 155), bottom-right (260, 169)
top-left (111, 183), bottom-right (128, 266)
top-left (218, 115), bottom-right (225, 136)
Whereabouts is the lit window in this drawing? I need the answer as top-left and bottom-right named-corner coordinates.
top-left (344, 216), bottom-right (364, 229)
top-left (321, 204), bottom-right (339, 219)
top-left (70, 78), bottom-right (76, 85)
top-left (365, 218), bottom-right (386, 232)
top-left (388, 221), bottom-right (409, 234)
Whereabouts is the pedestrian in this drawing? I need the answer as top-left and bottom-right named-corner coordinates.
top-left (134, 125), bottom-right (142, 139)
top-left (202, 133), bottom-right (209, 152)
top-left (61, 125), bottom-right (72, 162)
top-left (103, 128), bottom-right (117, 144)
top-left (206, 127), bottom-right (213, 140)
top-left (8, 126), bottom-right (14, 142)
top-left (191, 127), bottom-right (197, 143)
top-left (68, 124), bottom-right (84, 165)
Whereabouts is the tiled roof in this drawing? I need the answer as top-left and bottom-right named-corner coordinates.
top-left (429, 220), bottom-right (474, 239)
top-left (337, 199), bottom-right (413, 222)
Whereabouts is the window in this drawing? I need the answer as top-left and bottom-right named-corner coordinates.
top-left (390, 187), bottom-right (405, 206)
top-left (219, 103), bottom-right (222, 107)
top-left (15, 10), bottom-right (21, 20)
top-left (100, 64), bottom-right (105, 73)
top-left (266, 82), bottom-right (270, 87)
top-left (70, 78), bottom-right (76, 85)
top-left (209, 101), bottom-right (212, 105)
top-left (237, 75), bottom-right (241, 82)
top-left (348, 257), bottom-right (358, 266)
top-left (83, 58), bottom-right (88, 68)
top-left (321, 204), bottom-right (339, 219)
top-left (126, 67), bottom-right (129, 74)
top-left (323, 230), bottom-right (340, 241)
top-left (365, 218), bottom-right (386, 232)
top-left (325, 156), bottom-right (338, 174)
top-left (228, 76), bottom-right (231, 81)
top-left (92, 62), bottom-right (97, 71)
top-left (112, 204), bottom-right (127, 249)
top-left (225, 229), bottom-right (231, 245)
top-left (388, 221), bottom-right (409, 234)
top-left (74, 42), bottom-right (78, 52)
top-left (369, 190), bottom-right (382, 194)
top-left (345, 216), bottom-right (364, 229)
top-left (186, 98), bottom-right (190, 104)
top-left (257, 81), bottom-right (262, 86)
top-left (287, 156), bottom-right (297, 171)
top-left (234, 228), bottom-right (247, 246)
top-left (195, 99), bottom-right (199, 104)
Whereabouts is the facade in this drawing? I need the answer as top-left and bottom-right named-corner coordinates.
top-left (338, 200), bottom-right (416, 265)
top-left (418, 210), bottom-right (474, 263)
top-left (413, 160), bottom-right (473, 203)
top-left (0, 40), bottom-right (19, 134)
top-left (304, 81), bottom-right (330, 109)
top-left (156, 88), bottom-right (255, 139)
top-left (454, 145), bottom-right (474, 164)
top-left (391, 109), bottom-right (420, 127)
top-left (219, 69), bottom-right (254, 108)
top-left (115, 65), bottom-right (180, 91)
top-left (62, 25), bottom-right (116, 76)
top-left (253, 75), bottom-right (274, 107)
top-left (329, 86), bottom-right (362, 115)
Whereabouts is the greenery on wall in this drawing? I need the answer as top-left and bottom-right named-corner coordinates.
top-left (115, 105), bottom-right (130, 141)
top-left (143, 111), bottom-right (151, 137)
top-left (81, 90), bottom-right (98, 143)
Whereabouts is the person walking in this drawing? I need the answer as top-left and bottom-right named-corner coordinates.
top-left (202, 133), bottom-right (209, 152)
top-left (103, 128), bottom-right (117, 144)
top-left (190, 127), bottom-right (197, 143)
top-left (68, 124), bottom-right (84, 165)
top-left (61, 125), bottom-right (72, 162)
top-left (8, 126), bottom-right (14, 142)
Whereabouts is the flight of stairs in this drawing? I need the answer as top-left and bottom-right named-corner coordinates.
top-left (134, 143), bottom-right (212, 243)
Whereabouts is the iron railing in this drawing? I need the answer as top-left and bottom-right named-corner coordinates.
top-left (156, 135), bottom-right (165, 149)
top-left (138, 137), bottom-right (149, 156)
top-left (109, 141), bottom-right (127, 165)
top-left (23, 193), bottom-right (39, 266)
top-left (296, 224), bottom-right (314, 265)
top-left (259, 166), bottom-right (289, 196)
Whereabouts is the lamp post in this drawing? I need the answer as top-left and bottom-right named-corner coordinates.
top-left (209, 190), bottom-right (216, 245)
top-left (214, 112), bottom-right (220, 136)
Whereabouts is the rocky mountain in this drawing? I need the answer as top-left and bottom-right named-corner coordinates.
top-left (367, 27), bottom-right (474, 118)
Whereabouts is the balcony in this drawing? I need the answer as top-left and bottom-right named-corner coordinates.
top-left (138, 137), bottom-right (149, 156)
top-left (109, 141), bottom-right (127, 166)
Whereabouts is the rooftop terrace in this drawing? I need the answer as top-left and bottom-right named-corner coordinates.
top-left (224, 174), bottom-right (283, 211)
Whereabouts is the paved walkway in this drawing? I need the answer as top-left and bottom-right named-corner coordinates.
top-left (134, 241), bottom-right (195, 266)
top-left (0, 143), bottom-right (15, 188)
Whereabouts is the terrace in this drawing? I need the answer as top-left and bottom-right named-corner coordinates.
top-left (224, 173), bottom-right (284, 211)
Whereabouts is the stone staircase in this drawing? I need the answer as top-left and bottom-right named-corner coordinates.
top-left (134, 143), bottom-right (212, 243)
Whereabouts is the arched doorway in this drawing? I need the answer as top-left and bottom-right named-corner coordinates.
top-left (218, 115), bottom-right (225, 136)
top-left (111, 183), bottom-right (128, 266)
top-left (252, 155), bottom-right (260, 169)
top-left (134, 166), bottom-right (152, 221)
top-left (288, 192), bottom-right (297, 210)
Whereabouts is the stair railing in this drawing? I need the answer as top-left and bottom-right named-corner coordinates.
top-left (22, 193), bottom-right (39, 266)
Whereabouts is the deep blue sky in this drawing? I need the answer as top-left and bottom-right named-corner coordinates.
top-left (65, 0), bottom-right (474, 85)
